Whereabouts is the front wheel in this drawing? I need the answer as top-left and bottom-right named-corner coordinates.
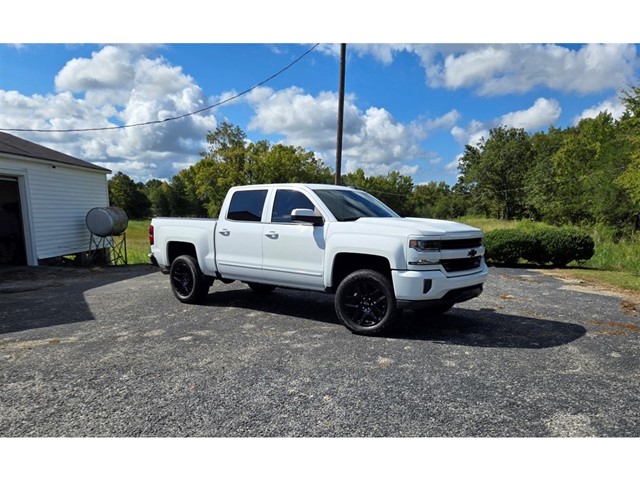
top-left (335, 269), bottom-right (399, 335)
top-left (169, 254), bottom-right (209, 303)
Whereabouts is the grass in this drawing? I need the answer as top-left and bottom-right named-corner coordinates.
top-left (460, 216), bottom-right (640, 293)
top-left (457, 216), bottom-right (547, 232)
top-left (124, 219), bottom-right (152, 265)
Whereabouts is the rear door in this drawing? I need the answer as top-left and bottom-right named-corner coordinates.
top-left (215, 188), bottom-right (268, 281)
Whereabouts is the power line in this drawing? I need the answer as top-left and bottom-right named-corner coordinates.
top-left (0, 43), bottom-right (321, 134)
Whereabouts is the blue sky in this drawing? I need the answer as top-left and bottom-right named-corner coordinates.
top-left (1, 4), bottom-right (638, 187)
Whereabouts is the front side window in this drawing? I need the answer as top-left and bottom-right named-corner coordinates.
top-left (227, 189), bottom-right (268, 222)
top-left (271, 190), bottom-right (316, 223)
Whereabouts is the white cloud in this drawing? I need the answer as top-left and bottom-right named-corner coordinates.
top-left (437, 46), bottom-right (511, 91)
top-left (450, 97), bottom-right (561, 150)
top-left (451, 120), bottom-right (488, 147)
top-left (445, 155), bottom-right (462, 174)
top-left (573, 97), bottom-right (626, 124)
top-left (424, 109), bottom-right (461, 130)
top-left (499, 98), bottom-right (561, 130)
top-left (358, 43), bottom-right (638, 96)
top-left (0, 45), bottom-right (216, 181)
top-left (246, 86), bottom-right (436, 176)
top-left (349, 44), bottom-right (414, 65)
top-left (55, 46), bottom-right (136, 96)
top-left (247, 86), bottom-right (348, 150)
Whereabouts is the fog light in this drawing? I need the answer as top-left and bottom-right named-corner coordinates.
top-left (423, 279), bottom-right (432, 294)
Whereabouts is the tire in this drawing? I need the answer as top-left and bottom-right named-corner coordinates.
top-left (335, 269), bottom-right (399, 335)
top-left (247, 282), bottom-right (277, 294)
top-left (169, 254), bottom-right (209, 303)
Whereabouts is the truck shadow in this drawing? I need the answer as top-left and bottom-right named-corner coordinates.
top-left (205, 286), bottom-right (587, 349)
top-left (0, 265), bottom-right (157, 334)
top-left (396, 308), bottom-right (587, 348)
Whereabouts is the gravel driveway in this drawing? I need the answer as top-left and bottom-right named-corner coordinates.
top-left (1, 264), bottom-right (638, 437)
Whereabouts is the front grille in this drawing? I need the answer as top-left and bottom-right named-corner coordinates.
top-left (440, 238), bottom-right (483, 249)
top-left (441, 256), bottom-right (482, 273)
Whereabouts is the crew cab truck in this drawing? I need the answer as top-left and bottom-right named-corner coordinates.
top-left (149, 183), bottom-right (488, 335)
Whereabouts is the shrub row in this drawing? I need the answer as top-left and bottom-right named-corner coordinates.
top-left (484, 227), bottom-right (595, 267)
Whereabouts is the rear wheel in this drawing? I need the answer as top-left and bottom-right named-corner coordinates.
top-left (170, 254), bottom-right (209, 303)
top-left (335, 269), bottom-right (399, 335)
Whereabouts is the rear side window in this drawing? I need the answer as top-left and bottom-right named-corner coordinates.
top-left (227, 190), bottom-right (267, 222)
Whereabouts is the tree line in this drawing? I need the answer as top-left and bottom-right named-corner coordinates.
top-left (458, 84), bottom-right (640, 229)
top-left (109, 85), bottom-right (640, 232)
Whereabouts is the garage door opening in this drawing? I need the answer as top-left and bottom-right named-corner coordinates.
top-left (0, 178), bottom-right (27, 265)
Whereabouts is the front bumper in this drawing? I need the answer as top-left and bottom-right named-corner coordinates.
top-left (391, 263), bottom-right (488, 307)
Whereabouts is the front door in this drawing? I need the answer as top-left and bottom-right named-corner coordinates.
top-left (261, 188), bottom-right (326, 289)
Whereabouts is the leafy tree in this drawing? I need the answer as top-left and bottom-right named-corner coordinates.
top-left (458, 127), bottom-right (533, 220)
top-left (203, 122), bottom-right (249, 173)
top-left (169, 168), bottom-right (207, 217)
top-left (545, 113), bottom-right (631, 226)
top-left (524, 127), bottom-right (566, 221)
top-left (619, 84), bottom-right (640, 117)
top-left (615, 86), bottom-right (640, 222)
top-left (178, 122), bottom-right (334, 217)
top-left (108, 172), bottom-right (151, 219)
top-left (145, 179), bottom-right (172, 217)
top-left (410, 181), bottom-right (463, 219)
top-left (252, 144), bottom-right (333, 185)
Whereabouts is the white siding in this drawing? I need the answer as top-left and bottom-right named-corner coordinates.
top-left (0, 156), bottom-right (109, 261)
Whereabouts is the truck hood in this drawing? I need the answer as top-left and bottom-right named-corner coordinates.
top-left (354, 217), bottom-right (483, 237)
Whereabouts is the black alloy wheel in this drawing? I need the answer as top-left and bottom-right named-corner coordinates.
top-left (169, 254), bottom-right (209, 303)
top-left (335, 269), bottom-right (399, 335)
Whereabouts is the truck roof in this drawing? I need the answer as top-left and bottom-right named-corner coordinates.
top-left (230, 183), bottom-right (353, 191)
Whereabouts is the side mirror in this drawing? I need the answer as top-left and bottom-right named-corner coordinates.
top-left (291, 208), bottom-right (324, 226)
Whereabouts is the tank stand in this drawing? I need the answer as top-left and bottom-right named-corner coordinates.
top-left (88, 233), bottom-right (127, 266)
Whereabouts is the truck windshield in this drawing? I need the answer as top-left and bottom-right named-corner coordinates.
top-left (313, 189), bottom-right (400, 221)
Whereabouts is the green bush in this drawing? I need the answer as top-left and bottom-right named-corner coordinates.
top-left (485, 226), bottom-right (595, 267)
top-left (528, 227), bottom-right (595, 267)
top-left (483, 229), bottom-right (536, 266)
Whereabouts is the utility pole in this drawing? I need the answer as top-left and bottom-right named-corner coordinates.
top-left (335, 43), bottom-right (346, 185)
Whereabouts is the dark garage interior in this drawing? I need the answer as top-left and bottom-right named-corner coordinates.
top-left (0, 178), bottom-right (26, 265)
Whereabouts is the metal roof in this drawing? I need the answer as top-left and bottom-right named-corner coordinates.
top-left (0, 131), bottom-right (111, 173)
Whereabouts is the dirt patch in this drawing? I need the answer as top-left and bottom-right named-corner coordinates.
top-left (532, 269), bottom-right (640, 302)
top-left (588, 320), bottom-right (640, 335)
top-left (621, 301), bottom-right (640, 317)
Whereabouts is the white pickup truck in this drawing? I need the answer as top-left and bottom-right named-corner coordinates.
top-left (149, 183), bottom-right (488, 335)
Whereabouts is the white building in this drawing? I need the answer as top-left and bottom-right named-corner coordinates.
top-left (0, 132), bottom-right (111, 266)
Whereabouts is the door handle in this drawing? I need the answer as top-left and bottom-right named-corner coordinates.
top-left (265, 231), bottom-right (279, 239)
top-left (219, 229), bottom-right (230, 236)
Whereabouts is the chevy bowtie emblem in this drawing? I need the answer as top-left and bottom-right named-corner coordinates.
top-left (467, 249), bottom-right (478, 257)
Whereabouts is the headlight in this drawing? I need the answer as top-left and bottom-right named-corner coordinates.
top-left (409, 239), bottom-right (441, 252)
top-left (408, 238), bottom-right (441, 266)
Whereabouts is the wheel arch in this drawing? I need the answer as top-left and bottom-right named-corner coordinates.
top-left (329, 252), bottom-right (392, 292)
top-left (167, 241), bottom-right (198, 266)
